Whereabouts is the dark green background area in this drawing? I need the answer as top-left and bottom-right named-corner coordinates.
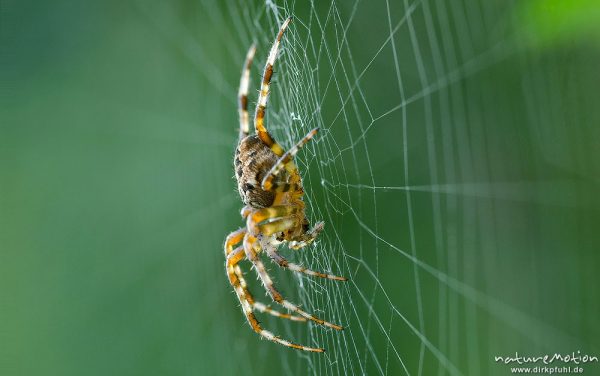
top-left (2, 1), bottom-right (599, 375)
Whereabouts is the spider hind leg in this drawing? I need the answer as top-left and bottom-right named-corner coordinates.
top-left (225, 230), bottom-right (322, 352)
top-left (227, 245), bottom-right (306, 322)
top-left (244, 233), bottom-right (344, 331)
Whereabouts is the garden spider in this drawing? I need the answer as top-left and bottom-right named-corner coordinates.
top-left (224, 17), bottom-right (347, 353)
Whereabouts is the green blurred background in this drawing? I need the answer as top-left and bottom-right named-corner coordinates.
top-left (2, 1), bottom-right (599, 375)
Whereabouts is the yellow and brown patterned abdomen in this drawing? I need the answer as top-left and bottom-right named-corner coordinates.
top-left (235, 135), bottom-right (278, 208)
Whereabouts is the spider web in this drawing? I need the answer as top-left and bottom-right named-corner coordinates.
top-left (140, 0), bottom-right (599, 375)
top-left (2, 0), bottom-right (598, 375)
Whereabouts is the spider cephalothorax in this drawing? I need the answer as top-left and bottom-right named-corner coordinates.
top-left (223, 17), bottom-right (347, 353)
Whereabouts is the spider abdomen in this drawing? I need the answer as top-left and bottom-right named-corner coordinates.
top-left (235, 135), bottom-right (279, 208)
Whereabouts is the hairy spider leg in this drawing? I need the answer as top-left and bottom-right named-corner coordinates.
top-left (245, 208), bottom-right (346, 281)
top-left (246, 205), bottom-right (298, 235)
top-left (243, 233), bottom-right (344, 331)
top-left (257, 217), bottom-right (297, 236)
top-left (262, 127), bottom-right (319, 191)
top-left (226, 256), bottom-right (317, 352)
top-left (264, 242), bottom-right (347, 281)
top-left (225, 231), bottom-right (322, 352)
top-left (288, 221), bottom-right (326, 249)
top-left (224, 229), bottom-right (305, 322)
top-left (238, 44), bottom-right (256, 140)
top-left (227, 246), bottom-right (306, 322)
top-left (254, 17), bottom-right (293, 157)
top-left (240, 206), bottom-right (253, 219)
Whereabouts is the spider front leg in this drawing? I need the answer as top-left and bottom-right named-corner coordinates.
top-left (243, 233), bottom-right (344, 331)
top-left (254, 17), bottom-right (293, 157)
top-left (238, 44), bottom-right (256, 140)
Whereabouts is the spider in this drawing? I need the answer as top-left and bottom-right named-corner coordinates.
top-left (224, 17), bottom-right (347, 353)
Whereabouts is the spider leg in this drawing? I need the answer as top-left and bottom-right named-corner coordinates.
top-left (224, 240), bottom-right (322, 352)
top-left (250, 299), bottom-right (306, 322)
top-left (224, 229), bottom-right (253, 317)
top-left (246, 205), bottom-right (298, 235)
top-left (263, 241), bottom-right (347, 281)
top-left (254, 17), bottom-right (293, 157)
top-left (256, 218), bottom-right (296, 237)
top-left (288, 221), bottom-right (325, 250)
top-left (264, 180), bottom-right (303, 195)
top-left (227, 246), bottom-right (306, 322)
top-left (225, 228), bottom-right (247, 253)
top-left (246, 206), bottom-right (335, 273)
top-left (244, 233), bottom-right (344, 331)
top-left (262, 127), bottom-right (319, 191)
top-left (240, 206), bottom-right (253, 219)
top-left (238, 44), bottom-right (256, 141)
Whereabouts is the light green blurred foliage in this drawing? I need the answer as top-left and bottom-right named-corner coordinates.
top-left (516, 0), bottom-right (600, 48)
top-left (2, 1), bottom-right (254, 375)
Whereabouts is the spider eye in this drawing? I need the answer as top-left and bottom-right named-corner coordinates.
top-left (243, 183), bottom-right (255, 191)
